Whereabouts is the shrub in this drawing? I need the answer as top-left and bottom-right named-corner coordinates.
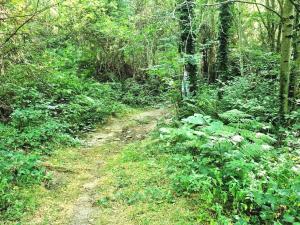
top-left (158, 112), bottom-right (300, 224)
top-left (220, 74), bottom-right (279, 122)
top-left (0, 68), bottom-right (124, 220)
top-left (118, 78), bottom-right (165, 106)
top-left (0, 150), bottom-right (46, 220)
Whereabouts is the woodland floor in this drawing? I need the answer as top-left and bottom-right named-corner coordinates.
top-left (18, 108), bottom-right (195, 225)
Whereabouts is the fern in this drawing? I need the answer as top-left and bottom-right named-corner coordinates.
top-left (158, 112), bottom-right (298, 224)
top-left (219, 109), bottom-right (251, 123)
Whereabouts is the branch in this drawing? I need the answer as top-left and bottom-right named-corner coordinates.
top-left (290, 0), bottom-right (300, 12)
top-left (0, 12), bottom-right (38, 21)
top-left (0, 1), bottom-right (63, 49)
top-left (0, 2), bottom-right (60, 21)
top-left (0, 14), bottom-right (36, 49)
top-left (255, 2), bottom-right (269, 31)
top-left (201, 0), bottom-right (283, 19)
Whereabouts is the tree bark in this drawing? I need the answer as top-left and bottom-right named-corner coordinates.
top-left (217, 0), bottom-right (233, 81)
top-left (276, 23), bottom-right (282, 52)
top-left (279, 0), bottom-right (294, 120)
top-left (178, 0), bottom-right (197, 97)
top-left (208, 7), bottom-right (217, 83)
top-left (290, 10), bottom-right (300, 109)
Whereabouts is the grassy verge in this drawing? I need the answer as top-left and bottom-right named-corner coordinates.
top-left (16, 142), bottom-right (120, 225)
top-left (95, 139), bottom-right (199, 225)
top-left (10, 108), bottom-right (169, 225)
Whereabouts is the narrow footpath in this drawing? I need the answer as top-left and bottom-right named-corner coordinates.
top-left (22, 108), bottom-right (167, 225)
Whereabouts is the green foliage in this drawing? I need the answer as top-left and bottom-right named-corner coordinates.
top-left (0, 151), bottom-right (46, 220)
top-left (158, 112), bottom-right (299, 224)
top-left (117, 78), bottom-right (166, 106)
top-left (194, 85), bottom-right (219, 116)
top-left (0, 44), bottom-right (126, 220)
top-left (220, 74), bottom-right (279, 121)
top-left (0, 0), bottom-right (173, 220)
top-left (231, 48), bottom-right (280, 77)
top-left (0, 0), bottom-right (298, 224)
top-left (219, 109), bottom-right (251, 123)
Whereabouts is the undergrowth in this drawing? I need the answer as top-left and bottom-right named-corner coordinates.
top-left (156, 71), bottom-right (299, 224)
top-left (158, 112), bottom-right (299, 224)
top-left (0, 47), bottom-right (128, 221)
top-left (0, 43), bottom-right (165, 221)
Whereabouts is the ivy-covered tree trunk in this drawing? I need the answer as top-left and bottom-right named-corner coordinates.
top-left (208, 7), bottom-right (217, 83)
top-left (200, 22), bottom-right (212, 80)
top-left (178, 0), bottom-right (197, 97)
top-left (279, 0), bottom-right (294, 120)
top-left (217, 1), bottom-right (233, 81)
top-left (208, 45), bottom-right (217, 83)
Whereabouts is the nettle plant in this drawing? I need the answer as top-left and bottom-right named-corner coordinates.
top-left (159, 111), bottom-right (300, 224)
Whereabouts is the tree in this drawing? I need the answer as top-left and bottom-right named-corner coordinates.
top-left (290, 9), bottom-right (299, 109)
top-left (217, 0), bottom-right (233, 82)
top-left (255, 0), bottom-right (280, 51)
top-left (199, 5), bottom-right (217, 83)
top-left (265, 0), bottom-right (280, 51)
top-left (178, 0), bottom-right (197, 97)
top-left (279, 0), bottom-right (294, 120)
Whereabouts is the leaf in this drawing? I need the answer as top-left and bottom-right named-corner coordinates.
top-left (182, 114), bottom-right (207, 125)
top-left (219, 109), bottom-right (252, 123)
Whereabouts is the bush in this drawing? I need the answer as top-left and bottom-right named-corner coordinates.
top-left (220, 73), bottom-right (279, 122)
top-left (0, 56), bottom-right (125, 220)
top-left (118, 78), bottom-right (165, 106)
top-left (158, 112), bottom-right (300, 224)
top-left (0, 150), bottom-right (46, 220)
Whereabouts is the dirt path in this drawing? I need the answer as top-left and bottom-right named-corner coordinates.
top-left (22, 108), bottom-right (167, 225)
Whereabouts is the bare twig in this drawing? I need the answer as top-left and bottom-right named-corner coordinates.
top-left (290, 0), bottom-right (300, 12)
top-left (201, 0), bottom-right (283, 19)
top-left (0, 0), bottom-right (63, 49)
top-left (0, 14), bottom-right (36, 49)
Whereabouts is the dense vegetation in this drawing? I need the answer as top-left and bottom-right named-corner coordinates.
top-left (0, 0), bottom-right (299, 224)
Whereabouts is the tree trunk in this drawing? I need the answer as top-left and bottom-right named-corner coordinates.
top-left (267, 0), bottom-right (277, 51)
top-left (202, 46), bottom-right (209, 79)
top-left (237, 3), bottom-right (244, 76)
top-left (279, 0), bottom-right (294, 120)
top-left (208, 8), bottom-right (217, 83)
top-left (276, 23), bottom-right (282, 52)
top-left (290, 10), bottom-right (300, 109)
top-left (276, 0), bottom-right (284, 52)
top-left (178, 0), bottom-right (197, 97)
top-left (208, 44), bottom-right (217, 83)
top-left (217, 0), bottom-right (233, 82)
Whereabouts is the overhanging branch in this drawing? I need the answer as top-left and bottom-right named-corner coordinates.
top-left (201, 0), bottom-right (282, 19)
top-left (290, 0), bottom-right (300, 12)
top-left (0, 1), bottom-right (63, 49)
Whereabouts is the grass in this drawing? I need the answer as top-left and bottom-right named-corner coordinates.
top-left (14, 141), bottom-right (198, 225)
top-left (95, 139), bottom-right (198, 225)
top-left (4, 107), bottom-right (198, 225)
top-left (18, 146), bottom-right (103, 225)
